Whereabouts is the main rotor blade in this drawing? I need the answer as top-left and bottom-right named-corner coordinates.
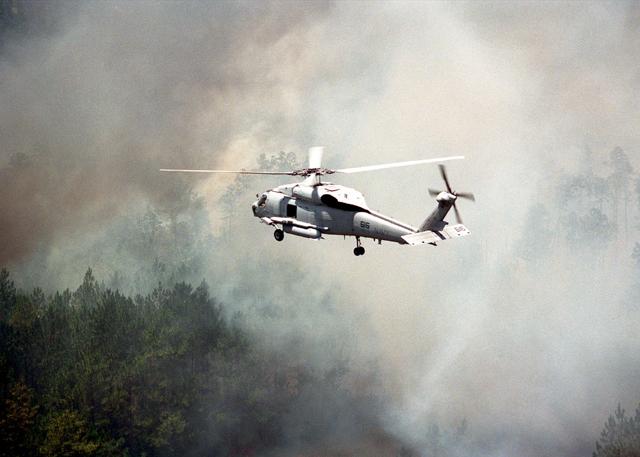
top-left (335, 155), bottom-right (464, 174)
top-left (439, 164), bottom-right (453, 194)
top-left (453, 202), bottom-right (462, 224)
top-left (308, 146), bottom-right (324, 169)
top-left (159, 169), bottom-right (295, 175)
top-left (455, 191), bottom-right (475, 201)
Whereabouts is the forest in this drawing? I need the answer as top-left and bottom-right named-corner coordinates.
top-left (0, 267), bottom-right (381, 456)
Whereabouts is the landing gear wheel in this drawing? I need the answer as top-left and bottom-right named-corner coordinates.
top-left (274, 229), bottom-right (284, 241)
top-left (353, 236), bottom-right (365, 256)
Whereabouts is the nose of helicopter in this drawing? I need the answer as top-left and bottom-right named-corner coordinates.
top-left (251, 201), bottom-right (258, 216)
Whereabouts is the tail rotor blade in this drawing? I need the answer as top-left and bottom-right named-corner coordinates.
top-left (431, 163), bottom-right (472, 225)
top-left (453, 202), bottom-right (463, 224)
top-left (439, 164), bottom-right (453, 193)
top-left (455, 192), bottom-right (475, 201)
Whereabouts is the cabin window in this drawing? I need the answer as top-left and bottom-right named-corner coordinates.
top-left (258, 194), bottom-right (267, 207)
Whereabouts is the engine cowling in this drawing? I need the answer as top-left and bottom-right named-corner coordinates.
top-left (292, 184), bottom-right (369, 211)
top-left (292, 185), bottom-right (322, 203)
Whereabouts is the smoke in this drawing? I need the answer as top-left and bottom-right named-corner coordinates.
top-left (0, 0), bottom-right (334, 263)
top-left (3, 1), bottom-right (640, 455)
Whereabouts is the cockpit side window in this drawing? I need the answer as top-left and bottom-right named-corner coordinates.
top-left (258, 194), bottom-right (267, 207)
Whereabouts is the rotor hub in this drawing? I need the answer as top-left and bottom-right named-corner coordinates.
top-left (436, 191), bottom-right (457, 203)
top-left (290, 167), bottom-right (336, 177)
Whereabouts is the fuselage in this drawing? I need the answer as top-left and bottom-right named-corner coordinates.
top-left (251, 181), bottom-right (417, 243)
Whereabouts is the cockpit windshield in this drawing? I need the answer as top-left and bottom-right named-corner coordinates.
top-left (257, 194), bottom-right (267, 207)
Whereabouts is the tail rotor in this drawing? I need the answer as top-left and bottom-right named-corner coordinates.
top-left (428, 164), bottom-right (475, 224)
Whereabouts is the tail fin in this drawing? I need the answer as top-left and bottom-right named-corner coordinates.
top-left (422, 164), bottom-right (475, 230)
top-left (419, 193), bottom-right (455, 231)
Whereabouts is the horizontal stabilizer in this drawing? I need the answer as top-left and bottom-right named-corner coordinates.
top-left (402, 224), bottom-right (470, 246)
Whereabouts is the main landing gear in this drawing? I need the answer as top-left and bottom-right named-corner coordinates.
top-left (274, 229), bottom-right (284, 241)
top-left (353, 237), bottom-right (365, 256)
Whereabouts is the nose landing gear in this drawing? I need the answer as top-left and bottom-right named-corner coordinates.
top-left (353, 237), bottom-right (365, 256)
top-left (274, 229), bottom-right (284, 241)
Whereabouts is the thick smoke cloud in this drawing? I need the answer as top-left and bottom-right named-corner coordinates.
top-left (2, 1), bottom-right (640, 456)
top-left (0, 1), bottom-right (331, 263)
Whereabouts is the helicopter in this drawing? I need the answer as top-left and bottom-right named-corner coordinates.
top-left (161, 147), bottom-right (475, 256)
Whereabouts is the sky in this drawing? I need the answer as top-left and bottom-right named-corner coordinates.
top-left (1, 1), bottom-right (640, 455)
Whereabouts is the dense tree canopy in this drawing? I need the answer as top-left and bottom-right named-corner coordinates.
top-left (0, 268), bottom-right (366, 456)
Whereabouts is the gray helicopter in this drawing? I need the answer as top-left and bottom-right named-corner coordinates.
top-left (161, 147), bottom-right (474, 256)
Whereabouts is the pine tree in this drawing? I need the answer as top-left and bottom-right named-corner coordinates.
top-left (593, 403), bottom-right (640, 457)
top-left (608, 147), bottom-right (634, 239)
top-left (39, 410), bottom-right (99, 457)
top-left (0, 382), bottom-right (39, 457)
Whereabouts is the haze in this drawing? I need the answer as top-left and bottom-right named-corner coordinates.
top-left (2, 2), bottom-right (639, 455)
